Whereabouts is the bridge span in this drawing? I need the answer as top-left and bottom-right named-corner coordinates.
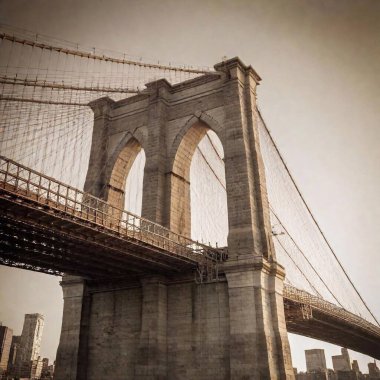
top-left (1, 155), bottom-right (379, 359)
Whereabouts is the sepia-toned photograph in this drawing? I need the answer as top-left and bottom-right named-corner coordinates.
top-left (0, 1), bottom-right (379, 379)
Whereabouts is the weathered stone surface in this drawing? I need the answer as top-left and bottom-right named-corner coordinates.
top-left (55, 57), bottom-right (295, 379)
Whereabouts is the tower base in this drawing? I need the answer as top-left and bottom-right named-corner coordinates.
top-left (55, 260), bottom-right (294, 379)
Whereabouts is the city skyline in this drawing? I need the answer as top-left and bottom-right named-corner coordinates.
top-left (0, 313), bottom-right (48, 379)
top-left (294, 346), bottom-right (380, 379)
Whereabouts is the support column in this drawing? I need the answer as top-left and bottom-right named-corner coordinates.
top-left (141, 80), bottom-right (170, 227)
top-left (84, 97), bottom-right (114, 199)
top-left (167, 171), bottom-right (191, 237)
top-left (55, 277), bottom-right (91, 380)
top-left (216, 58), bottom-right (294, 378)
top-left (135, 276), bottom-right (168, 379)
top-left (225, 259), bottom-right (294, 379)
top-left (216, 58), bottom-right (274, 260)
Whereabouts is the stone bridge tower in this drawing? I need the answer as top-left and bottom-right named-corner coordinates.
top-left (55, 58), bottom-right (295, 379)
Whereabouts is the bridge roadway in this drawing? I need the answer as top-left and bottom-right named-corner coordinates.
top-left (0, 155), bottom-right (379, 359)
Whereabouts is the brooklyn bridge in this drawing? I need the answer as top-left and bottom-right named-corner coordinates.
top-left (0, 25), bottom-right (379, 379)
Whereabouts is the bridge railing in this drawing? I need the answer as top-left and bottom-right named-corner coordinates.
top-left (284, 284), bottom-right (380, 338)
top-left (0, 155), bottom-right (226, 264)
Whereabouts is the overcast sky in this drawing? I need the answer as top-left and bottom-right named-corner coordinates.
top-left (0, 0), bottom-right (379, 373)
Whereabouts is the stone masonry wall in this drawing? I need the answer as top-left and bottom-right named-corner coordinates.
top-left (83, 279), bottom-right (230, 380)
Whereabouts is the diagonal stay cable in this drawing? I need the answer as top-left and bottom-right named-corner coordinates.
top-left (273, 232), bottom-right (322, 298)
top-left (257, 108), bottom-right (380, 326)
top-left (270, 206), bottom-right (343, 307)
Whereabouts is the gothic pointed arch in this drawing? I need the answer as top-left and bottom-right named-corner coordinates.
top-left (168, 116), bottom-right (228, 241)
top-left (106, 136), bottom-right (144, 211)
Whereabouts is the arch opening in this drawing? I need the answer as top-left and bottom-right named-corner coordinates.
top-left (107, 137), bottom-right (145, 216)
top-left (170, 122), bottom-right (228, 246)
top-left (190, 130), bottom-right (228, 247)
top-left (124, 149), bottom-right (145, 216)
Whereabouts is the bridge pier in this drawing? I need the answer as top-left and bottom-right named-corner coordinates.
top-left (225, 258), bottom-right (294, 379)
top-left (55, 270), bottom-right (293, 380)
top-left (135, 276), bottom-right (168, 379)
top-left (55, 276), bottom-right (90, 380)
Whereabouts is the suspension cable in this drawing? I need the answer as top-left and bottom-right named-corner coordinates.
top-left (0, 76), bottom-right (139, 94)
top-left (257, 108), bottom-right (380, 326)
top-left (0, 32), bottom-right (210, 75)
top-left (0, 95), bottom-right (88, 107)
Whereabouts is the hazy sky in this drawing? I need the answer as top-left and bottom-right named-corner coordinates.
top-left (0, 0), bottom-right (379, 373)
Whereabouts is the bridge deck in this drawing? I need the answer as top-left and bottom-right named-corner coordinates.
top-left (0, 156), bottom-right (225, 277)
top-left (284, 285), bottom-right (380, 359)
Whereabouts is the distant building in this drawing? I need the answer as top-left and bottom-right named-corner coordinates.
top-left (296, 371), bottom-right (329, 380)
top-left (368, 361), bottom-right (380, 379)
top-left (40, 357), bottom-right (53, 379)
top-left (304, 349), bottom-right (328, 380)
top-left (40, 357), bottom-right (55, 380)
top-left (331, 348), bottom-right (365, 380)
top-left (332, 348), bottom-right (351, 372)
top-left (17, 355), bottom-right (43, 379)
top-left (14, 313), bottom-right (44, 379)
top-left (296, 372), bottom-right (308, 380)
top-left (7, 335), bottom-right (20, 374)
top-left (30, 356), bottom-right (43, 379)
top-left (335, 370), bottom-right (359, 380)
top-left (48, 361), bottom-right (55, 377)
top-left (352, 360), bottom-right (360, 374)
top-left (350, 360), bottom-right (364, 379)
top-left (41, 357), bottom-right (49, 374)
top-left (306, 349), bottom-right (328, 372)
top-left (0, 324), bottom-right (13, 375)
top-left (305, 349), bottom-right (327, 372)
top-left (327, 368), bottom-right (337, 380)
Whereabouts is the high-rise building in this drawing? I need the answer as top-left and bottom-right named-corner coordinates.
top-left (14, 313), bottom-right (44, 379)
top-left (305, 349), bottom-right (328, 380)
top-left (0, 324), bottom-right (13, 375)
top-left (368, 361), bottom-right (380, 379)
top-left (40, 357), bottom-right (50, 378)
top-left (41, 357), bottom-right (55, 379)
top-left (7, 335), bottom-right (20, 374)
top-left (30, 356), bottom-right (43, 379)
top-left (332, 348), bottom-right (351, 372)
top-left (306, 349), bottom-right (328, 372)
top-left (352, 360), bottom-right (360, 374)
top-left (41, 357), bottom-right (49, 374)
